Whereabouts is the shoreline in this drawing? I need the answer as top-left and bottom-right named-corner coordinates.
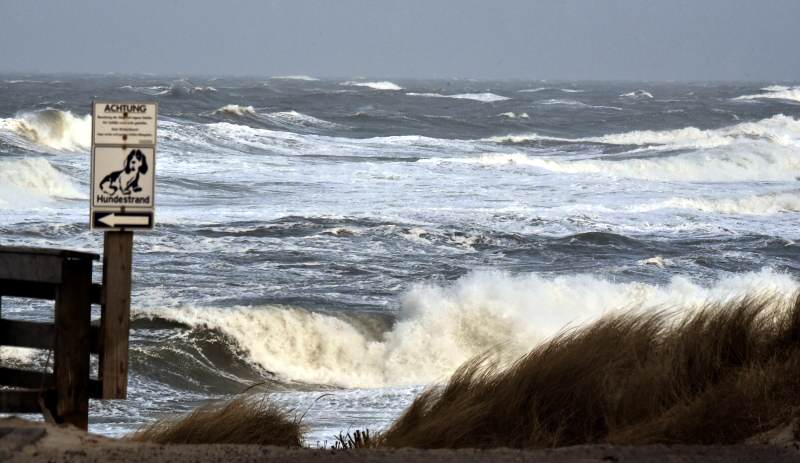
top-left (3, 418), bottom-right (799, 463)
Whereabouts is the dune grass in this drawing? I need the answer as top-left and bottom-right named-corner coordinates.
top-left (128, 395), bottom-right (304, 446)
top-left (378, 292), bottom-right (800, 448)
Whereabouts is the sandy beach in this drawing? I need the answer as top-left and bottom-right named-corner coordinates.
top-left (1, 418), bottom-right (798, 463)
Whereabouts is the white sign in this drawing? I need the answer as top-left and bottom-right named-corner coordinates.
top-left (93, 102), bottom-right (157, 146)
top-left (91, 101), bottom-right (157, 230)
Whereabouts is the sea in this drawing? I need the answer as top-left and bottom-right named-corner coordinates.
top-left (1, 75), bottom-right (799, 443)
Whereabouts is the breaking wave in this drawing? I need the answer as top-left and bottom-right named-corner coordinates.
top-left (734, 85), bottom-right (800, 104)
top-left (487, 114), bottom-right (800, 150)
top-left (407, 92), bottom-right (510, 103)
top-left (620, 90), bottom-right (654, 99)
top-left (341, 81), bottom-right (403, 91)
top-left (214, 104), bottom-right (258, 117)
top-left (270, 75), bottom-right (319, 81)
top-left (498, 112), bottom-right (529, 119)
top-left (0, 109), bottom-right (90, 151)
top-left (0, 157), bottom-right (82, 207)
top-left (134, 269), bottom-right (799, 388)
top-left (632, 192), bottom-right (800, 215)
top-left (537, 99), bottom-right (622, 111)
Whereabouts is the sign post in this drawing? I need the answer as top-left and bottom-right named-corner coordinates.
top-left (91, 101), bottom-right (157, 399)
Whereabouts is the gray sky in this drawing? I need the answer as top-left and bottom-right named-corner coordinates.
top-left (1, 0), bottom-right (798, 81)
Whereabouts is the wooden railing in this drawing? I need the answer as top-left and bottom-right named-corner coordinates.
top-left (0, 237), bottom-right (132, 430)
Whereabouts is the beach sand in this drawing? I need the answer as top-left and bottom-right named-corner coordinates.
top-left (2, 417), bottom-right (798, 463)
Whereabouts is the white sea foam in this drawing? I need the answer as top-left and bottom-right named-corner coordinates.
top-left (341, 81), bottom-right (403, 91)
top-left (407, 92), bottom-right (510, 103)
top-left (263, 111), bottom-right (340, 129)
top-left (620, 90), bottom-right (654, 99)
top-left (518, 87), bottom-right (552, 93)
top-left (498, 112), bottom-right (529, 119)
top-left (214, 104), bottom-right (258, 117)
top-left (632, 192), bottom-right (800, 215)
top-left (0, 157), bottom-right (83, 207)
top-left (537, 99), bottom-right (622, 110)
top-left (0, 109), bottom-right (91, 151)
top-left (735, 86), bottom-right (800, 103)
top-left (270, 75), bottom-right (320, 81)
top-left (134, 269), bottom-right (798, 388)
top-left (487, 114), bottom-right (800, 150)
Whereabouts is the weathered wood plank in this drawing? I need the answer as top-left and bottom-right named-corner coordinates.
top-left (0, 319), bottom-right (54, 350)
top-left (99, 232), bottom-right (133, 400)
top-left (0, 389), bottom-right (42, 414)
top-left (0, 367), bottom-right (53, 389)
top-left (0, 280), bottom-right (57, 300)
top-left (0, 246), bottom-right (99, 260)
top-left (0, 254), bottom-right (63, 284)
top-left (0, 319), bottom-right (101, 353)
top-left (53, 257), bottom-right (92, 430)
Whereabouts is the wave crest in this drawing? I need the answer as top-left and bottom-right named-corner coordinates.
top-left (340, 81), bottom-right (403, 91)
top-left (134, 269), bottom-right (798, 388)
top-left (214, 104), bottom-right (258, 117)
top-left (0, 158), bottom-right (82, 207)
top-left (0, 109), bottom-right (90, 151)
top-left (735, 85), bottom-right (800, 103)
top-left (407, 92), bottom-right (510, 103)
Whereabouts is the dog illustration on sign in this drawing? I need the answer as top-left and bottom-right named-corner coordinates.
top-left (99, 149), bottom-right (149, 196)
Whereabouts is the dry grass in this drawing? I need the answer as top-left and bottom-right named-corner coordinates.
top-left (379, 293), bottom-right (800, 449)
top-left (128, 395), bottom-right (304, 446)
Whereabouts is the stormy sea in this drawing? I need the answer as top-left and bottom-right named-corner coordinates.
top-left (1, 75), bottom-right (799, 442)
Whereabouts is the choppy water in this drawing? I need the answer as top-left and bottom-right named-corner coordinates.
top-left (1, 75), bottom-right (800, 441)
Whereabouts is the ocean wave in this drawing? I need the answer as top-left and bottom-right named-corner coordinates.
top-left (263, 111), bottom-right (340, 130)
top-left (211, 106), bottom-right (340, 130)
top-left (123, 80), bottom-right (217, 97)
top-left (0, 157), bottom-right (83, 207)
top-left (201, 121), bottom-right (478, 159)
top-left (213, 104), bottom-right (258, 117)
top-left (487, 114), bottom-right (800, 150)
top-left (631, 192), bottom-right (800, 215)
top-left (340, 81), bottom-right (403, 91)
top-left (518, 87), bottom-right (552, 93)
top-left (407, 92), bottom-right (510, 103)
top-left (734, 85), bottom-right (800, 103)
top-left (270, 75), bottom-right (319, 81)
top-left (498, 112), bottom-right (529, 119)
top-left (537, 99), bottom-right (622, 111)
top-left (0, 109), bottom-right (90, 151)
top-left (133, 269), bottom-right (799, 388)
top-left (620, 90), bottom-right (654, 99)
top-left (425, 140), bottom-right (800, 182)
top-left (518, 88), bottom-right (582, 93)
top-left (486, 149), bottom-right (800, 182)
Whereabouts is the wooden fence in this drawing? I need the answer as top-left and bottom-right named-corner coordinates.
top-left (0, 233), bottom-right (132, 430)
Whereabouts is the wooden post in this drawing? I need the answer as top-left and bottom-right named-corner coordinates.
top-left (53, 257), bottom-right (92, 429)
top-left (99, 231), bottom-right (133, 399)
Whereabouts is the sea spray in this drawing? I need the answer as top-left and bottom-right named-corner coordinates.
top-left (133, 269), bottom-right (799, 389)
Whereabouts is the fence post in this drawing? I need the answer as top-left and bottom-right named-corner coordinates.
top-left (53, 256), bottom-right (92, 429)
top-left (100, 231), bottom-right (133, 399)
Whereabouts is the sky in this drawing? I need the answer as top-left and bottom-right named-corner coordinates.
top-left (1, 0), bottom-right (798, 81)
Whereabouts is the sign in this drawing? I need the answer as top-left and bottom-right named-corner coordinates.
top-left (93, 211), bottom-right (153, 229)
top-left (92, 102), bottom-right (157, 146)
top-left (91, 101), bottom-right (157, 230)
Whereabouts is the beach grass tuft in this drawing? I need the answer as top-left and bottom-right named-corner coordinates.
top-left (128, 395), bottom-right (304, 446)
top-left (378, 292), bottom-right (800, 448)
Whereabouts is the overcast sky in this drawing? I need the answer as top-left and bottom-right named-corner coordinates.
top-left (1, 0), bottom-right (798, 81)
